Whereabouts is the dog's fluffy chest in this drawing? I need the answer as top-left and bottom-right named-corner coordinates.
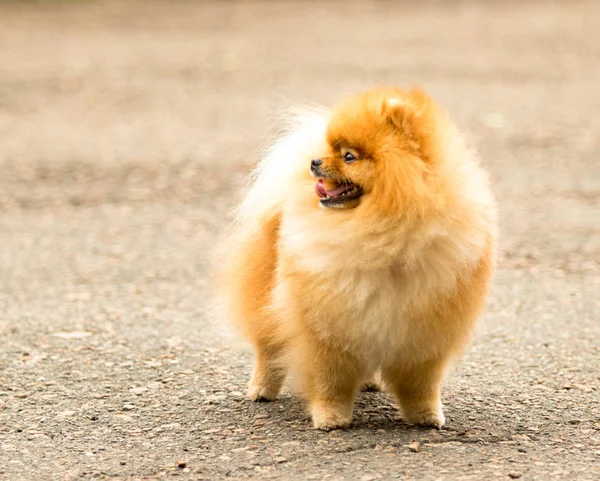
top-left (278, 259), bottom-right (432, 366)
top-left (277, 247), bottom-right (449, 365)
top-left (276, 214), bottom-right (475, 364)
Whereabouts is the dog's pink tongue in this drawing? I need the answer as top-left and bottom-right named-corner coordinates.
top-left (315, 179), bottom-right (351, 198)
top-left (315, 180), bottom-right (327, 198)
top-left (325, 184), bottom-right (348, 197)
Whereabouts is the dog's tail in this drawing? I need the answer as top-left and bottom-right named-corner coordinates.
top-left (234, 105), bottom-right (330, 224)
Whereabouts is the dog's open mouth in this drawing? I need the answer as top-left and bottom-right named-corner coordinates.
top-left (315, 179), bottom-right (363, 208)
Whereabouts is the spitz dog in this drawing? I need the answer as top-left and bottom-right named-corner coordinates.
top-left (220, 87), bottom-right (496, 430)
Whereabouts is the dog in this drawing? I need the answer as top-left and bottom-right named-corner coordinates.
top-left (219, 86), bottom-right (496, 430)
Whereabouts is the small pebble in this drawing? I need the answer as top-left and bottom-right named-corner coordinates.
top-left (55, 411), bottom-right (76, 420)
top-left (407, 441), bottom-right (421, 453)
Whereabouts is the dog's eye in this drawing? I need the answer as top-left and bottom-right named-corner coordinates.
top-left (344, 152), bottom-right (356, 163)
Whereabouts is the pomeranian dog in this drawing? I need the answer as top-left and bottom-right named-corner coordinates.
top-left (219, 87), bottom-right (496, 430)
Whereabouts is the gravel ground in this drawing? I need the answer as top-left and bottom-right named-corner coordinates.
top-left (0, 1), bottom-right (599, 480)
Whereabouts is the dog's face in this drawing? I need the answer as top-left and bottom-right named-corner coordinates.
top-left (311, 142), bottom-right (372, 210)
top-left (311, 87), bottom-right (437, 215)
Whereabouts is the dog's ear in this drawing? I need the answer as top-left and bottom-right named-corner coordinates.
top-left (381, 87), bottom-right (428, 131)
top-left (381, 87), bottom-right (438, 161)
top-left (381, 96), bottom-right (407, 130)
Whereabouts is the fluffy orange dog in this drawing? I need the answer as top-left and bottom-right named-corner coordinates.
top-left (220, 87), bottom-right (496, 430)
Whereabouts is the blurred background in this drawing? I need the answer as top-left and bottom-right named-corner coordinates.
top-left (1, 1), bottom-right (598, 479)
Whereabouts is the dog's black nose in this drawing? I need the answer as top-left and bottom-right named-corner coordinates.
top-left (311, 158), bottom-right (323, 170)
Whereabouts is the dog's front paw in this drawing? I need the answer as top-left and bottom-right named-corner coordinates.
top-left (247, 383), bottom-right (279, 402)
top-left (402, 407), bottom-right (445, 429)
top-left (311, 403), bottom-right (352, 431)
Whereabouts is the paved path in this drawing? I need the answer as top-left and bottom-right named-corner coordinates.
top-left (0, 1), bottom-right (598, 479)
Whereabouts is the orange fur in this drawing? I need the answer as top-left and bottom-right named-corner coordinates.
top-left (219, 87), bottom-right (497, 430)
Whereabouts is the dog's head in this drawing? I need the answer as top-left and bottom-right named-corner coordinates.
top-left (311, 87), bottom-right (443, 215)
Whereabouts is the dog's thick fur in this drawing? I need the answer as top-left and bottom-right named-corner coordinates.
top-left (219, 87), bottom-right (496, 430)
